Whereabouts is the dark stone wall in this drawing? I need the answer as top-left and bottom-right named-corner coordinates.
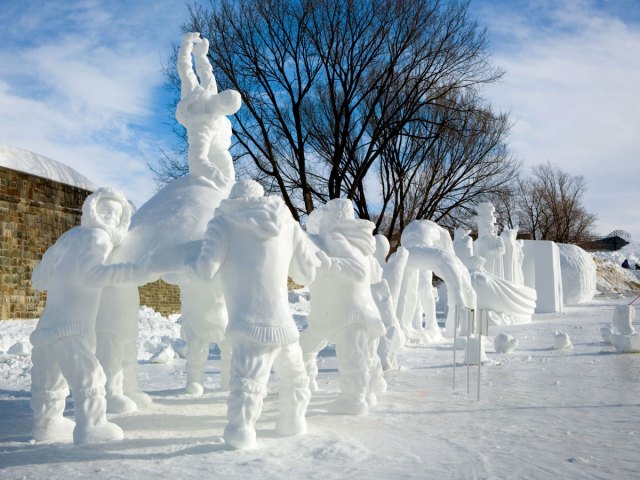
top-left (0, 165), bottom-right (180, 320)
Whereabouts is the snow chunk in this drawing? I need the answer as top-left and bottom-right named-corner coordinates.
top-left (552, 330), bottom-right (573, 350)
top-left (558, 244), bottom-right (596, 304)
top-left (7, 341), bottom-right (32, 356)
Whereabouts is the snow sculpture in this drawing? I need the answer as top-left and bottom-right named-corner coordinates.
top-left (30, 188), bottom-right (150, 444)
top-left (493, 333), bottom-right (518, 353)
top-left (186, 179), bottom-right (321, 449)
top-left (609, 305), bottom-right (640, 353)
top-left (501, 227), bottom-right (524, 285)
top-left (301, 199), bottom-right (387, 414)
top-left (95, 32), bottom-right (241, 410)
top-left (558, 244), bottom-right (597, 305)
top-left (468, 256), bottom-right (537, 325)
top-left (473, 203), bottom-right (505, 278)
top-left (372, 234), bottom-right (405, 371)
top-left (397, 220), bottom-right (476, 343)
top-left (522, 240), bottom-right (563, 313)
top-left (552, 330), bottom-right (573, 350)
top-left (453, 227), bottom-right (473, 269)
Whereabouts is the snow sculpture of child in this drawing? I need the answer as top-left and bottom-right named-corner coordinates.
top-left (473, 203), bottom-right (505, 279)
top-left (95, 31), bottom-right (240, 411)
top-left (30, 188), bottom-right (150, 444)
top-left (186, 179), bottom-right (321, 449)
top-left (301, 199), bottom-right (387, 415)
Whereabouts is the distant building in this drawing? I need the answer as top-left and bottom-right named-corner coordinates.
top-left (579, 230), bottom-right (631, 252)
top-left (0, 145), bottom-right (180, 320)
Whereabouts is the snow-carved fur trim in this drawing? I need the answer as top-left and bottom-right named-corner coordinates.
top-left (216, 194), bottom-right (289, 238)
top-left (324, 218), bottom-right (376, 257)
top-left (80, 187), bottom-right (132, 247)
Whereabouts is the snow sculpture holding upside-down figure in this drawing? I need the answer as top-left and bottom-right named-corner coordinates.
top-left (94, 32), bottom-right (241, 411)
top-left (30, 188), bottom-right (151, 445)
top-left (185, 179), bottom-right (322, 449)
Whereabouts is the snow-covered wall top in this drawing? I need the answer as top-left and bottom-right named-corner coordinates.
top-left (0, 144), bottom-right (96, 192)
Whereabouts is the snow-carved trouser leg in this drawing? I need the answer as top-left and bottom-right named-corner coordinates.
top-left (223, 338), bottom-right (277, 449)
top-left (218, 338), bottom-right (231, 391)
top-left (121, 337), bottom-right (151, 408)
top-left (273, 342), bottom-right (311, 436)
top-left (183, 329), bottom-right (210, 396)
top-left (51, 336), bottom-right (123, 445)
top-left (299, 326), bottom-right (328, 393)
top-left (329, 325), bottom-right (371, 415)
top-left (367, 337), bottom-right (387, 406)
top-left (30, 343), bottom-right (74, 443)
top-left (96, 333), bottom-right (137, 414)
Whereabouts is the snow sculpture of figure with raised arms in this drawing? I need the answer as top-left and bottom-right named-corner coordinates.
top-left (30, 188), bottom-right (151, 445)
top-left (301, 199), bottom-right (386, 415)
top-left (186, 179), bottom-right (321, 449)
top-left (95, 32), bottom-right (241, 410)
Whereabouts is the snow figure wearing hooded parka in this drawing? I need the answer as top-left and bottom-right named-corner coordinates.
top-left (30, 187), bottom-right (149, 445)
top-left (300, 199), bottom-right (387, 416)
top-left (94, 32), bottom-right (240, 412)
top-left (187, 179), bottom-right (321, 450)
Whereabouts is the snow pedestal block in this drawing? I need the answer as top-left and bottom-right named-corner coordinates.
top-left (463, 335), bottom-right (489, 365)
top-left (522, 240), bottom-right (564, 314)
top-left (610, 333), bottom-right (640, 353)
top-left (612, 305), bottom-right (636, 335)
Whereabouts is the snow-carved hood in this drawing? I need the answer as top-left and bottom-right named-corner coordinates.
top-left (215, 195), bottom-right (290, 238)
top-left (323, 218), bottom-right (376, 257)
top-left (80, 187), bottom-right (132, 246)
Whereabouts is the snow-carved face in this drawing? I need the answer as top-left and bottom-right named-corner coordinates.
top-left (96, 199), bottom-right (123, 231)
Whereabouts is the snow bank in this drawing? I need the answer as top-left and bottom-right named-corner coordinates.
top-left (592, 257), bottom-right (640, 294)
top-left (558, 244), bottom-right (597, 304)
top-left (0, 144), bottom-right (96, 191)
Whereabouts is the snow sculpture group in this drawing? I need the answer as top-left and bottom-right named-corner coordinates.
top-left (28, 33), bottom-right (601, 448)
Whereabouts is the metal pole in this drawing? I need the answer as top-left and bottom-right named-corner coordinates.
top-left (466, 309), bottom-right (471, 394)
top-left (453, 305), bottom-right (458, 389)
top-left (477, 309), bottom-right (482, 402)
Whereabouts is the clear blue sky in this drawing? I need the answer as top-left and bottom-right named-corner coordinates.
top-left (1, 0), bottom-right (639, 239)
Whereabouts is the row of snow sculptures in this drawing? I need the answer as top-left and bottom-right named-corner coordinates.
top-left (95, 31), bottom-right (242, 414)
top-left (30, 188), bottom-right (152, 444)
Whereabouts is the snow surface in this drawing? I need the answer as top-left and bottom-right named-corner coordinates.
top-left (0, 144), bottom-right (96, 191)
top-left (1, 290), bottom-right (639, 479)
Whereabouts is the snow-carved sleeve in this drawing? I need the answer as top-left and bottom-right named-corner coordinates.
top-left (289, 222), bottom-right (321, 286)
top-left (187, 216), bottom-right (229, 281)
top-left (369, 256), bottom-right (384, 284)
top-left (324, 234), bottom-right (368, 282)
top-left (82, 229), bottom-right (142, 288)
top-left (31, 235), bottom-right (65, 291)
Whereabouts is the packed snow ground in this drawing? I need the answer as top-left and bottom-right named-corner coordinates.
top-left (1, 290), bottom-right (639, 479)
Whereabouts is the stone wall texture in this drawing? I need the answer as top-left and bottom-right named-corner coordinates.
top-left (0, 165), bottom-right (180, 320)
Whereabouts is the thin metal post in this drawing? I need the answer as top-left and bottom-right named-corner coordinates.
top-left (453, 305), bottom-right (458, 389)
top-left (466, 309), bottom-right (472, 394)
top-left (477, 309), bottom-right (482, 401)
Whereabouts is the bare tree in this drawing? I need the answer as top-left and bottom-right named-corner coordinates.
top-left (515, 163), bottom-right (596, 243)
top-left (155, 0), bottom-right (517, 230)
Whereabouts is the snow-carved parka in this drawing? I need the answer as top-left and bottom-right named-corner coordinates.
top-left (308, 218), bottom-right (386, 340)
top-left (187, 194), bottom-right (321, 346)
top-left (30, 188), bottom-right (141, 346)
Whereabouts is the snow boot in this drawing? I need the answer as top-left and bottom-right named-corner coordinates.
top-left (223, 377), bottom-right (266, 449)
top-left (276, 376), bottom-right (310, 436)
top-left (31, 389), bottom-right (75, 443)
top-left (72, 387), bottom-right (123, 445)
top-left (185, 335), bottom-right (210, 396)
